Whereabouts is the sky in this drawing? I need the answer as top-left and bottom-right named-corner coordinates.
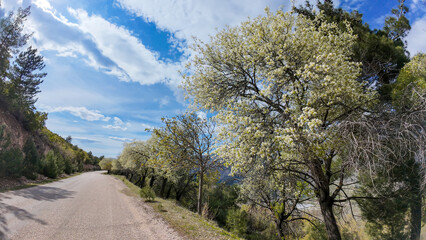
top-left (1, 0), bottom-right (425, 157)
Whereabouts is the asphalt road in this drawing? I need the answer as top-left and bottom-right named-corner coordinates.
top-left (0, 171), bottom-right (181, 240)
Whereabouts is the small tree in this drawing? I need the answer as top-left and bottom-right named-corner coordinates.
top-left (22, 138), bottom-right (40, 179)
top-left (42, 150), bottom-right (59, 178)
top-left (152, 113), bottom-right (220, 215)
top-left (0, 125), bottom-right (23, 178)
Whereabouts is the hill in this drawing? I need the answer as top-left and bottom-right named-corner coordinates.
top-left (0, 7), bottom-right (101, 181)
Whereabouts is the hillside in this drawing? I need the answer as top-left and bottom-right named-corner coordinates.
top-left (0, 104), bottom-right (51, 156)
top-left (0, 101), bottom-right (102, 181)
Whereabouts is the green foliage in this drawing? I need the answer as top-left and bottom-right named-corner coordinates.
top-left (356, 165), bottom-right (411, 240)
top-left (140, 186), bottom-right (156, 202)
top-left (41, 150), bottom-right (61, 178)
top-left (207, 184), bottom-right (239, 226)
top-left (99, 158), bottom-right (113, 171)
top-left (226, 208), bottom-right (249, 236)
top-left (3, 148), bottom-right (24, 178)
top-left (0, 8), bottom-right (47, 132)
top-left (63, 157), bottom-right (73, 174)
top-left (152, 112), bottom-right (219, 214)
top-left (0, 7), bottom-right (31, 79)
top-left (383, 0), bottom-right (411, 41)
top-left (294, 0), bottom-right (409, 100)
top-left (303, 221), bottom-right (328, 240)
top-left (0, 125), bottom-right (24, 178)
top-left (22, 138), bottom-right (40, 179)
top-left (392, 53), bottom-right (425, 109)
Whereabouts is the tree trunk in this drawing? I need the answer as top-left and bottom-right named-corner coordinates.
top-left (166, 184), bottom-right (173, 199)
top-left (197, 170), bottom-right (204, 215)
top-left (319, 198), bottom-right (341, 240)
top-left (160, 177), bottom-right (167, 198)
top-left (149, 176), bottom-right (155, 188)
top-left (274, 219), bottom-right (284, 240)
top-left (175, 190), bottom-right (183, 201)
top-left (135, 174), bottom-right (142, 186)
top-left (409, 168), bottom-right (422, 240)
top-left (311, 157), bottom-right (342, 240)
top-left (140, 174), bottom-right (146, 188)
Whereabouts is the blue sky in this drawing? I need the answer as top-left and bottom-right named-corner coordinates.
top-left (1, 0), bottom-right (425, 157)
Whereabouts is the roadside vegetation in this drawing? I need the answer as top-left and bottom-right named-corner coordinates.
top-left (113, 174), bottom-right (241, 240)
top-left (0, 7), bottom-right (101, 182)
top-left (104, 1), bottom-right (425, 240)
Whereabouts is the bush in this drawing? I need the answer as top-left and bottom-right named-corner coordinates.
top-left (22, 139), bottom-right (40, 179)
top-left (0, 125), bottom-right (23, 177)
top-left (302, 220), bottom-right (328, 240)
top-left (42, 150), bottom-right (59, 178)
top-left (140, 186), bottom-right (156, 201)
top-left (226, 208), bottom-right (249, 236)
top-left (207, 184), bottom-right (239, 226)
top-left (2, 148), bottom-right (24, 178)
top-left (55, 152), bottom-right (65, 174)
top-left (64, 157), bottom-right (73, 174)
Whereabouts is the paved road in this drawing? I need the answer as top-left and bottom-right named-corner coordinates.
top-left (0, 171), bottom-right (181, 240)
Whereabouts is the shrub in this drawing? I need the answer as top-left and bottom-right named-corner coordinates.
top-left (2, 148), bottom-right (24, 177)
top-left (42, 150), bottom-right (59, 178)
top-left (140, 186), bottom-right (156, 201)
top-left (64, 157), bottom-right (73, 174)
top-left (207, 184), bottom-right (239, 226)
top-left (303, 220), bottom-right (327, 240)
top-left (226, 208), bottom-right (249, 236)
top-left (0, 125), bottom-right (23, 178)
top-left (55, 152), bottom-right (65, 174)
top-left (22, 139), bottom-right (40, 179)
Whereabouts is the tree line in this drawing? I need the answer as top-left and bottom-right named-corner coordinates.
top-left (109, 1), bottom-right (424, 239)
top-left (0, 7), bottom-right (102, 180)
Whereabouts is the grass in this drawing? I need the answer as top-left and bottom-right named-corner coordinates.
top-left (0, 172), bottom-right (81, 193)
top-left (112, 175), bottom-right (241, 240)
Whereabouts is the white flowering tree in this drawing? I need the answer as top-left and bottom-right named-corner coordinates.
top-left (183, 10), bottom-right (377, 240)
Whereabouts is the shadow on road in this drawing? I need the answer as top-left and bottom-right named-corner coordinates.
top-left (5, 186), bottom-right (75, 201)
top-left (0, 186), bottom-right (75, 238)
top-left (0, 202), bottom-right (48, 239)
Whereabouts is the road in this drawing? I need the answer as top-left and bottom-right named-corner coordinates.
top-left (0, 171), bottom-right (182, 240)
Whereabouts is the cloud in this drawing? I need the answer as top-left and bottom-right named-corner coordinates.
top-left (114, 0), bottom-right (291, 43)
top-left (406, 16), bottom-right (426, 56)
top-left (109, 136), bottom-right (133, 142)
top-left (103, 117), bottom-right (129, 131)
top-left (67, 8), bottom-right (182, 85)
top-left (73, 136), bottom-right (101, 143)
top-left (140, 123), bottom-right (154, 130)
top-left (42, 106), bottom-right (111, 121)
top-left (4, 0), bottom-right (182, 86)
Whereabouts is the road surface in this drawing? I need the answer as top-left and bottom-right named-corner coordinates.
top-left (0, 171), bottom-right (182, 240)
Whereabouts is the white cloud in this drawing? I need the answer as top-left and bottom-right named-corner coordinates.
top-left (406, 16), bottom-right (426, 56)
top-left (103, 117), bottom-right (129, 131)
top-left (114, 0), bottom-right (292, 43)
top-left (109, 136), bottom-right (133, 142)
top-left (73, 136), bottom-right (101, 143)
top-left (140, 123), bottom-right (154, 130)
top-left (42, 106), bottom-right (111, 121)
top-left (68, 8), bottom-right (182, 85)
top-left (3, 0), bottom-right (182, 87)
